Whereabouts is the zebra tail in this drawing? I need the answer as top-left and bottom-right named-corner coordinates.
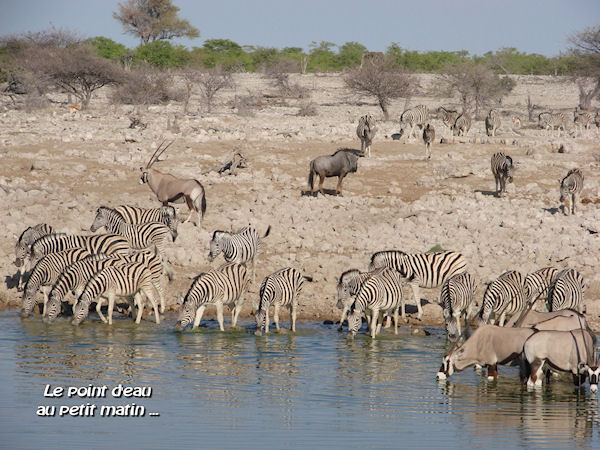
top-left (303, 275), bottom-right (313, 282)
top-left (308, 160), bottom-right (315, 191)
top-left (200, 190), bottom-right (207, 219)
top-left (263, 225), bottom-right (271, 238)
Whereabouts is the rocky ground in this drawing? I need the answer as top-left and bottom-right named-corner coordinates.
top-left (1, 73), bottom-right (598, 331)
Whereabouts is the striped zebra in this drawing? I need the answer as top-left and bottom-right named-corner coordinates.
top-left (115, 205), bottom-right (178, 241)
top-left (356, 114), bottom-right (376, 157)
top-left (175, 263), bottom-right (250, 331)
top-left (452, 113), bottom-right (471, 136)
top-left (559, 168), bottom-right (584, 216)
top-left (440, 272), bottom-right (477, 340)
top-left (549, 268), bottom-right (585, 313)
top-left (20, 248), bottom-right (91, 318)
top-left (72, 261), bottom-right (161, 326)
top-left (437, 106), bottom-right (459, 132)
top-left (208, 225), bottom-right (271, 283)
top-left (14, 223), bottom-right (53, 290)
top-left (346, 267), bottom-right (403, 338)
top-left (254, 267), bottom-right (312, 335)
top-left (422, 124), bottom-right (435, 159)
top-left (336, 269), bottom-right (374, 331)
top-left (491, 152), bottom-right (514, 197)
top-left (538, 111), bottom-right (565, 136)
top-left (485, 109), bottom-right (501, 137)
top-left (399, 105), bottom-right (429, 141)
top-left (524, 267), bottom-right (558, 308)
top-left (90, 206), bottom-right (173, 279)
top-left (477, 271), bottom-right (527, 326)
top-left (369, 250), bottom-right (467, 320)
top-left (574, 108), bottom-right (593, 135)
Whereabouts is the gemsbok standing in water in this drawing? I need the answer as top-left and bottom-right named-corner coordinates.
top-left (139, 141), bottom-right (207, 226)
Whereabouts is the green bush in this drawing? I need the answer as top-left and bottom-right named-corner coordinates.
top-left (86, 36), bottom-right (127, 61)
top-left (134, 41), bottom-right (190, 68)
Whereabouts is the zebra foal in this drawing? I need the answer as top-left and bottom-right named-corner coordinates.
top-left (477, 271), bottom-right (527, 326)
top-left (254, 267), bottom-right (312, 335)
top-left (176, 263), bottom-right (250, 331)
top-left (491, 152), bottom-right (515, 197)
top-left (356, 114), bottom-right (376, 157)
top-left (440, 272), bottom-right (477, 341)
top-left (559, 168), bottom-right (583, 216)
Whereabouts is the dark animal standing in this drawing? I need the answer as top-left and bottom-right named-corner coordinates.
top-left (307, 148), bottom-right (364, 197)
top-left (422, 124), bottom-right (435, 159)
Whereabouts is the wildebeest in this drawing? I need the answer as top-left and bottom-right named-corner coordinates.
top-left (307, 148), bottom-right (364, 197)
top-left (422, 124), bottom-right (435, 159)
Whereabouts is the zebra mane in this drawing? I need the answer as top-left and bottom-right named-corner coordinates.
top-left (332, 148), bottom-right (363, 157)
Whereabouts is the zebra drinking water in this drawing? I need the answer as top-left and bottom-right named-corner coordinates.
top-left (491, 152), bottom-right (515, 197)
top-left (485, 109), bottom-right (501, 137)
top-left (254, 267), bottom-right (312, 335)
top-left (336, 269), bottom-right (374, 331)
top-left (477, 271), bottom-right (527, 326)
top-left (399, 105), bottom-right (429, 141)
top-left (440, 272), bottom-right (477, 341)
top-left (549, 268), bottom-right (585, 313)
top-left (356, 114), bottom-right (376, 157)
top-left (559, 168), bottom-right (584, 216)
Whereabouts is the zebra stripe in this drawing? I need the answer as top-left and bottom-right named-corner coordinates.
top-left (255, 267), bottom-right (311, 334)
top-left (478, 271), bottom-right (527, 326)
top-left (491, 152), bottom-right (514, 197)
top-left (176, 263), bottom-right (250, 331)
top-left (399, 105), bottom-right (429, 141)
top-left (72, 261), bottom-right (160, 326)
top-left (538, 112), bottom-right (565, 135)
top-left (369, 250), bottom-right (467, 320)
top-left (560, 168), bottom-right (584, 216)
top-left (437, 106), bottom-right (459, 130)
top-left (336, 269), bottom-right (374, 331)
top-left (356, 114), bottom-right (376, 157)
top-left (452, 113), bottom-right (471, 136)
top-left (549, 268), bottom-right (585, 313)
top-left (20, 248), bottom-right (91, 318)
top-left (114, 205), bottom-right (178, 240)
top-left (524, 267), bottom-right (558, 306)
top-left (440, 272), bottom-right (477, 340)
top-left (485, 109), bottom-right (501, 137)
top-left (347, 267), bottom-right (403, 338)
top-left (14, 223), bottom-right (53, 290)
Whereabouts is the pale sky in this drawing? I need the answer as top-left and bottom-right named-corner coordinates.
top-left (0, 0), bottom-right (598, 56)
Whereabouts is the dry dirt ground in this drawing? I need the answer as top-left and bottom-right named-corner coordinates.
top-left (1, 73), bottom-right (599, 331)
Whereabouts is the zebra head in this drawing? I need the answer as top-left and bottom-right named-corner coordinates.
top-left (72, 296), bottom-right (91, 326)
top-left (504, 156), bottom-right (514, 183)
top-left (346, 311), bottom-right (362, 337)
top-left (14, 241), bottom-right (29, 267)
top-left (208, 231), bottom-right (227, 261)
top-left (161, 207), bottom-right (179, 241)
top-left (254, 308), bottom-right (267, 336)
top-left (175, 297), bottom-right (195, 331)
top-left (20, 291), bottom-right (37, 318)
top-left (90, 207), bottom-right (110, 232)
top-left (443, 308), bottom-right (460, 342)
top-left (43, 294), bottom-right (62, 323)
top-left (336, 269), bottom-right (360, 308)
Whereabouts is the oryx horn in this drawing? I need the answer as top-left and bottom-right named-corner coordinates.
top-left (146, 140), bottom-right (174, 169)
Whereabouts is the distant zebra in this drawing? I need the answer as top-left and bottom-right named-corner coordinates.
top-left (356, 114), bottom-right (376, 157)
top-left (573, 108), bottom-right (593, 135)
top-left (438, 106), bottom-right (459, 132)
top-left (20, 248), bottom-right (91, 318)
top-left (491, 152), bottom-right (515, 197)
top-left (255, 267), bottom-right (312, 335)
top-left (477, 271), bottom-right (527, 326)
top-left (422, 124), bottom-right (435, 159)
top-left (208, 225), bottom-right (271, 283)
top-left (347, 267), bottom-right (403, 338)
top-left (369, 250), bottom-right (467, 320)
top-left (524, 267), bottom-right (558, 308)
top-left (452, 113), bottom-right (471, 136)
top-left (115, 205), bottom-right (178, 241)
top-left (549, 268), bottom-right (585, 313)
top-left (538, 111), bottom-right (565, 136)
top-left (485, 109), bottom-right (501, 137)
top-left (14, 223), bottom-right (53, 290)
top-left (559, 168), bottom-right (584, 216)
top-left (399, 105), bottom-right (429, 141)
top-left (72, 261), bottom-right (161, 326)
top-left (90, 206), bottom-right (173, 279)
top-left (336, 269), bottom-right (374, 331)
top-left (175, 263), bottom-right (250, 331)
top-left (440, 272), bottom-right (477, 340)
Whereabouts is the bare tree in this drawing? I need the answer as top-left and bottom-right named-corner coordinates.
top-left (568, 26), bottom-right (600, 110)
top-left (113, 0), bottom-right (199, 45)
top-left (112, 63), bottom-right (178, 105)
top-left (196, 70), bottom-right (234, 113)
top-left (344, 60), bottom-right (414, 120)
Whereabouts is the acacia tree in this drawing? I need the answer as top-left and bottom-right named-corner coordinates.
top-left (113, 0), bottom-right (199, 44)
top-left (344, 60), bottom-right (414, 120)
top-left (568, 26), bottom-right (600, 110)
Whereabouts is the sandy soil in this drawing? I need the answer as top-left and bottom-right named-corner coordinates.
top-left (1, 73), bottom-right (599, 330)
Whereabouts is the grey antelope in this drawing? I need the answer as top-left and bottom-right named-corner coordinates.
top-left (559, 168), bottom-right (584, 216)
top-left (491, 152), bottom-right (515, 197)
top-left (72, 261), bottom-right (161, 326)
top-left (505, 308), bottom-right (580, 328)
top-left (14, 223), bottom-right (53, 291)
top-left (139, 141), bottom-right (207, 226)
top-left (175, 263), bottom-right (250, 331)
top-left (254, 267), bottom-right (313, 335)
top-left (356, 114), bottom-right (376, 157)
top-left (437, 325), bottom-right (536, 381)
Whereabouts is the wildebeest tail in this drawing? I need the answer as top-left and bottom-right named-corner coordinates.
top-left (308, 160), bottom-right (315, 191)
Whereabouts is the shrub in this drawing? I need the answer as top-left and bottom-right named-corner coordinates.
top-left (111, 64), bottom-right (179, 104)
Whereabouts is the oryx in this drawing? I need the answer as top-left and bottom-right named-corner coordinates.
top-left (139, 141), bottom-right (207, 226)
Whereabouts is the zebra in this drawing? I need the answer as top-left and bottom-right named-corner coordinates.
top-left (208, 225), bottom-right (271, 283)
top-left (538, 111), bottom-right (565, 136)
top-left (356, 114), bottom-right (376, 157)
top-left (175, 263), bottom-right (250, 331)
top-left (559, 168), bottom-right (584, 216)
top-left (452, 113), bottom-right (471, 136)
top-left (72, 261), bottom-right (161, 326)
top-left (573, 108), bottom-right (593, 136)
top-left (14, 223), bottom-right (53, 291)
top-left (346, 267), bottom-right (403, 338)
top-left (43, 249), bottom-right (164, 323)
top-left (254, 267), bottom-right (312, 335)
top-left (549, 268), bottom-right (585, 313)
top-left (369, 250), bottom-right (467, 320)
top-left (524, 267), bottom-right (558, 309)
top-left (336, 269), bottom-right (374, 331)
top-left (440, 272), bottom-right (477, 341)
top-left (399, 105), bottom-right (429, 141)
top-left (491, 152), bottom-right (515, 197)
top-left (422, 124), bottom-right (435, 159)
top-left (114, 205), bottom-right (178, 241)
top-left (437, 106), bottom-right (459, 132)
top-left (90, 206), bottom-right (173, 279)
top-left (485, 109), bottom-right (501, 137)
top-left (477, 271), bottom-right (527, 326)
top-left (20, 248), bottom-right (91, 318)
